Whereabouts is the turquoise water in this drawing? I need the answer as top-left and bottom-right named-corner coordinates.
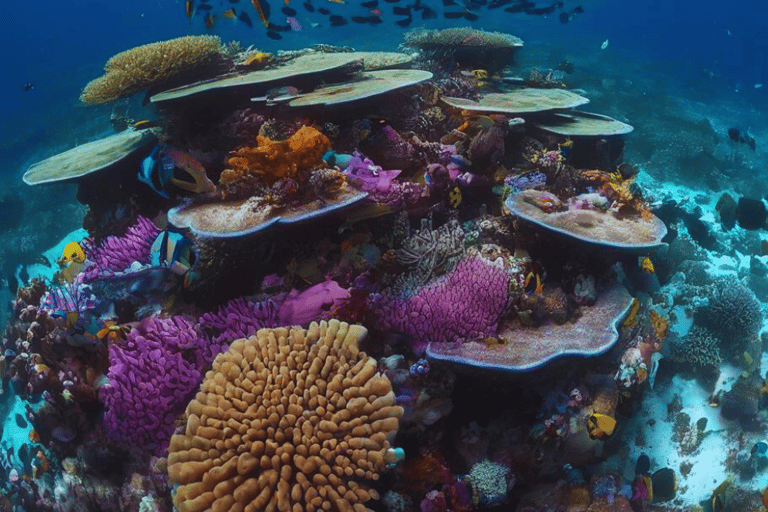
top-left (3, 0), bottom-right (768, 510)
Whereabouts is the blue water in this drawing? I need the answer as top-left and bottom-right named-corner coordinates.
top-left (4, 0), bottom-right (768, 509)
top-left (3, 0), bottom-right (768, 170)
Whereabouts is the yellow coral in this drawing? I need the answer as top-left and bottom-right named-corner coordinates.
top-left (80, 36), bottom-right (223, 105)
top-left (227, 126), bottom-right (331, 185)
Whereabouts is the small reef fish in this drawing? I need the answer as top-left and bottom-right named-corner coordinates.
top-left (59, 242), bottom-right (86, 265)
top-left (150, 230), bottom-right (195, 277)
top-left (238, 10), bottom-right (254, 25)
top-left (286, 15), bottom-right (303, 30)
top-left (22, 82), bottom-right (33, 92)
top-left (185, 0), bottom-right (195, 18)
top-left (204, 13), bottom-right (215, 26)
top-left (448, 186), bottom-right (462, 208)
top-left (638, 256), bottom-right (654, 274)
top-left (139, 145), bottom-right (174, 198)
top-left (282, 5), bottom-right (297, 15)
top-left (600, 39), bottom-right (609, 50)
top-left (251, 0), bottom-right (271, 26)
top-left (222, 7), bottom-right (237, 19)
top-left (727, 126), bottom-right (756, 151)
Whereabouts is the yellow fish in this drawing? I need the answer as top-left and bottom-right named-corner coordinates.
top-left (587, 413), bottom-right (616, 440)
top-left (472, 69), bottom-right (489, 80)
top-left (448, 186), bottom-right (462, 208)
top-left (639, 256), bottom-right (654, 274)
top-left (59, 242), bottom-right (85, 265)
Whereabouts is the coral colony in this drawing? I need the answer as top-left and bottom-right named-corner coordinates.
top-left (3, 27), bottom-right (768, 512)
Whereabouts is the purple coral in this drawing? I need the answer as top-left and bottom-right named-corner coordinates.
top-left (39, 275), bottom-right (97, 314)
top-left (370, 254), bottom-right (508, 346)
top-left (100, 316), bottom-right (207, 455)
top-left (82, 216), bottom-right (160, 281)
top-left (198, 296), bottom-right (279, 347)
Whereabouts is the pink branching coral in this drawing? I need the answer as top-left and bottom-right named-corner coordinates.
top-left (82, 216), bottom-right (160, 281)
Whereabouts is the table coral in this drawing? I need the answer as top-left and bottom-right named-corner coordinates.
top-left (168, 319), bottom-right (403, 512)
top-left (225, 125), bottom-right (331, 188)
top-left (369, 252), bottom-right (508, 345)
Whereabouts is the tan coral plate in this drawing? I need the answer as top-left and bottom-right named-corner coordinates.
top-left (150, 53), bottom-right (363, 103)
top-left (427, 283), bottom-right (633, 371)
top-left (168, 189), bottom-right (368, 238)
top-left (442, 89), bottom-right (589, 114)
top-left (505, 189), bottom-right (667, 251)
top-left (534, 111), bottom-right (634, 136)
top-left (289, 69), bottom-right (433, 107)
top-left (23, 128), bottom-right (156, 185)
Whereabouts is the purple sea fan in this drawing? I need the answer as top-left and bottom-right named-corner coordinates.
top-left (198, 296), bottom-right (279, 348)
top-left (370, 253), bottom-right (508, 348)
top-left (100, 315), bottom-right (205, 455)
top-left (39, 274), bottom-right (97, 314)
top-left (82, 216), bottom-right (160, 281)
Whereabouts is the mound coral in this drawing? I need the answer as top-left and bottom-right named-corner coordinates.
top-left (224, 125), bottom-right (331, 187)
top-left (670, 326), bottom-right (721, 368)
top-left (100, 316), bottom-right (212, 455)
top-left (80, 36), bottom-right (224, 105)
top-left (695, 279), bottom-right (763, 352)
top-left (82, 216), bottom-right (161, 281)
top-left (168, 320), bottom-right (403, 512)
top-left (370, 252), bottom-right (508, 344)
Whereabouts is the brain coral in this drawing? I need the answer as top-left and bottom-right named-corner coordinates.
top-left (168, 319), bottom-right (403, 512)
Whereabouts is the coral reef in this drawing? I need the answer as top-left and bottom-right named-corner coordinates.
top-left (224, 125), bottom-right (331, 189)
top-left (80, 36), bottom-right (224, 105)
top-left (167, 320), bottom-right (403, 512)
top-left (82, 216), bottom-right (160, 281)
top-left (370, 252), bottom-right (508, 345)
top-left (694, 279), bottom-right (763, 353)
top-left (100, 316), bottom-right (214, 455)
top-left (670, 326), bottom-right (721, 367)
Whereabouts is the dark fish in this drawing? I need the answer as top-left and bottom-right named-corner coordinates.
top-left (357, 14), bottom-right (382, 23)
top-left (329, 14), bottom-right (348, 24)
top-left (238, 10), bottom-right (254, 25)
top-left (527, 3), bottom-right (557, 15)
top-left (22, 82), bottom-right (33, 92)
top-left (361, 0), bottom-right (378, 7)
top-left (393, 5), bottom-right (409, 14)
top-left (267, 21), bottom-right (291, 30)
top-left (303, 1), bottom-right (314, 10)
top-left (318, 7), bottom-right (331, 14)
top-left (488, 0), bottom-right (513, 8)
top-left (267, 30), bottom-right (283, 39)
top-left (383, 0), bottom-right (400, 3)
top-left (444, 10), bottom-right (465, 18)
top-left (728, 127), bottom-right (756, 150)
top-left (504, 3), bottom-right (526, 12)
top-left (15, 414), bottom-right (26, 429)
top-left (395, 16), bottom-right (412, 26)
top-left (197, 3), bottom-right (213, 9)
top-left (229, 0), bottom-right (240, 3)
top-left (574, 5), bottom-right (583, 12)
top-left (420, 6), bottom-right (436, 17)
top-left (464, 10), bottom-right (479, 20)
top-left (465, 0), bottom-right (486, 8)
top-left (282, 5), bottom-right (297, 15)
top-left (442, 0), bottom-right (458, 5)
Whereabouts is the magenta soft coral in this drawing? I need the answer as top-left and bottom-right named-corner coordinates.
top-left (369, 253), bottom-right (508, 347)
top-left (82, 216), bottom-right (160, 281)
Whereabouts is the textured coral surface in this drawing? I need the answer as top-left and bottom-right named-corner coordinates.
top-left (168, 320), bottom-right (403, 512)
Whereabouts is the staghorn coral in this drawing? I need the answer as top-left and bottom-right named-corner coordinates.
top-left (224, 125), bottom-right (330, 189)
top-left (694, 278), bottom-right (763, 352)
top-left (168, 319), bottom-right (403, 512)
top-left (670, 326), bottom-right (721, 368)
top-left (80, 36), bottom-right (224, 105)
